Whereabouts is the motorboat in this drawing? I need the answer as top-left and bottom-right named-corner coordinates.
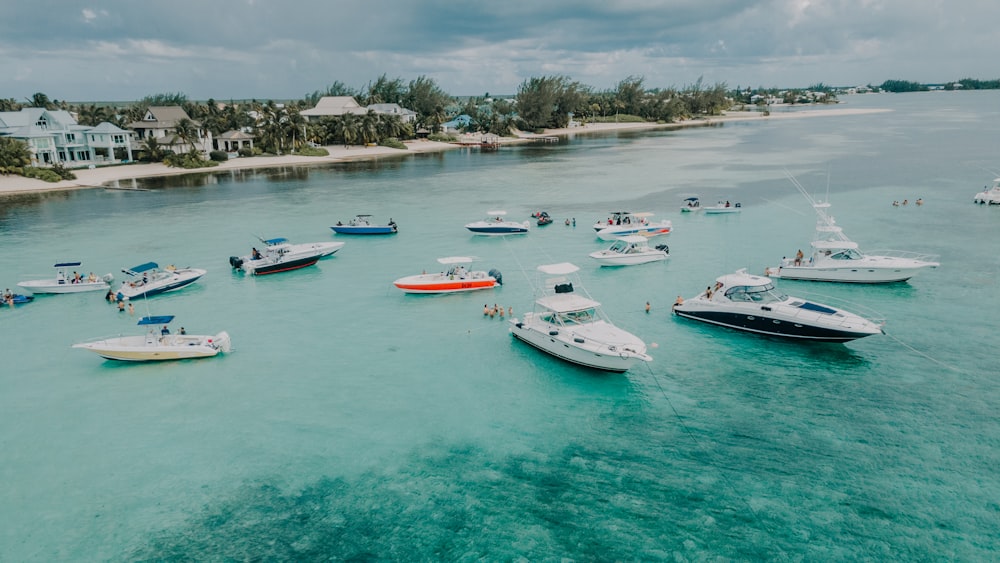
top-left (17, 261), bottom-right (113, 294)
top-left (680, 197), bottom-right (702, 212)
top-left (509, 262), bottom-right (652, 372)
top-left (465, 211), bottom-right (529, 235)
top-left (703, 201), bottom-right (741, 214)
top-left (672, 269), bottom-right (884, 342)
top-left (764, 197), bottom-right (939, 283)
top-left (331, 215), bottom-right (398, 234)
top-left (116, 262), bottom-right (205, 299)
top-left (588, 235), bottom-right (669, 266)
top-left (393, 257), bottom-right (502, 293)
top-left (73, 315), bottom-right (231, 362)
top-left (229, 237), bottom-right (345, 276)
top-left (594, 212), bottom-right (672, 240)
top-left (973, 178), bottom-right (1000, 205)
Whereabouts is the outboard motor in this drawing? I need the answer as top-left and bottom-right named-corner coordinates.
top-left (488, 268), bottom-right (503, 285)
top-left (229, 256), bottom-right (244, 270)
top-left (655, 244), bottom-right (669, 253)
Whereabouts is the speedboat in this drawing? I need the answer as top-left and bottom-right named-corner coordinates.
top-left (393, 257), bottom-right (502, 294)
top-left (672, 269), bottom-right (884, 342)
top-left (589, 235), bottom-right (669, 266)
top-left (680, 197), bottom-right (702, 212)
top-left (973, 178), bottom-right (1000, 205)
top-left (73, 315), bottom-right (231, 362)
top-left (116, 262), bottom-right (205, 299)
top-left (465, 211), bottom-right (529, 235)
top-left (594, 212), bottom-right (672, 240)
top-left (331, 215), bottom-right (398, 234)
top-left (764, 199), bottom-right (939, 283)
top-left (17, 261), bottom-right (113, 294)
top-left (509, 262), bottom-right (652, 372)
top-left (229, 237), bottom-right (344, 276)
top-left (703, 201), bottom-right (741, 214)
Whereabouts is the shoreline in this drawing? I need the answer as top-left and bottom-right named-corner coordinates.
top-left (0, 107), bottom-right (889, 197)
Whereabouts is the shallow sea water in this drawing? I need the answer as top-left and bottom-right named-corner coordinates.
top-left (2, 92), bottom-right (999, 561)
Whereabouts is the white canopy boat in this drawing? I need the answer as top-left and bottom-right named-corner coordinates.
top-left (594, 211), bottom-right (672, 240)
top-left (73, 315), bottom-right (231, 362)
top-left (973, 178), bottom-right (1000, 205)
top-left (116, 262), bottom-right (206, 299)
top-left (589, 235), bottom-right (669, 266)
top-left (393, 256), bottom-right (502, 294)
top-left (764, 190), bottom-right (938, 283)
top-left (509, 262), bottom-right (652, 372)
top-left (17, 261), bottom-right (113, 294)
top-left (672, 269), bottom-right (884, 342)
top-left (465, 210), bottom-right (530, 235)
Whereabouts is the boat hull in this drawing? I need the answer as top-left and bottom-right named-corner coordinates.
top-left (588, 250), bottom-right (667, 266)
top-left (509, 319), bottom-right (645, 372)
top-left (393, 273), bottom-right (498, 294)
top-left (330, 226), bottom-right (396, 235)
top-left (672, 308), bottom-right (880, 342)
top-left (703, 207), bottom-right (740, 214)
top-left (73, 332), bottom-right (230, 362)
top-left (17, 280), bottom-right (109, 294)
top-left (595, 223), bottom-right (671, 241)
top-left (764, 265), bottom-right (926, 283)
top-left (118, 269), bottom-right (205, 299)
top-left (249, 255), bottom-right (319, 275)
top-left (465, 225), bottom-right (529, 235)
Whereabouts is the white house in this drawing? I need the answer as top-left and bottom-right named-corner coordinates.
top-left (126, 106), bottom-right (212, 155)
top-left (0, 108), bottom-right (134, 166)
top-left (366, 103), bottom-right (418, 123)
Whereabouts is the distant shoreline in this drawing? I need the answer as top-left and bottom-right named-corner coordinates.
top-left (0, 107), bottom-right (889, 197)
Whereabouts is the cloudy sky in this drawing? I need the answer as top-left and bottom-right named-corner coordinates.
top-left (2, 0), bottom-right (995, 102)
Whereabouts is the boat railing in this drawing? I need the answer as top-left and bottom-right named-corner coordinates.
top-left (862, 249), bottom-right (940, 262)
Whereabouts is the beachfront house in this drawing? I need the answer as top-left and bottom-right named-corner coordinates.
top-left (0, 108), bottom-right (135, 167)
top-left (126, 106), bottom-right (212, 155)
top-left (300, 96), bottom-right (368, 123)
top-left (366, 103), bottom-right (418, 123)
top-left (214, 130), bottom-right (255, 153)
top-left (442, 114), bottom-right (473, 133)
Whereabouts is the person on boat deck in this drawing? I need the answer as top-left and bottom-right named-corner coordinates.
top-left (161, 325), bottom-right (170, 336)
top-left (87, 272), bottom-right (97, 282)
top-left (252, 247), bottom-right (262, 260)
top-left (725, 200), bottom-right (731, 208)
top-left (178, 327), bottom-right (186, 335)
top-left (794, 249), bottom-right (804, 266)
top-left (57, 270), bottom-right (66, 284)
top-left (72, 271), bottom-right (82, 283)
top-left (705, 285), bottom-right (713, 299)
top-left (336, 221), bottom-right (343, 226)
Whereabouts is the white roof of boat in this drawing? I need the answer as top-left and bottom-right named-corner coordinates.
top-left (437, 256), bottom-right (476, 264)
top-left (632, 212), bottom-right (654, 217)
top-left (537, 262), bottom-right (579, 275)
top-left (536, 292), bottom-right (600, 312)
top-left (486, 210), bottom-right (507, 216)
top-left (811, 240), bottom-right (859, 250)
top-left (717, 269), bottom-right (771, 286)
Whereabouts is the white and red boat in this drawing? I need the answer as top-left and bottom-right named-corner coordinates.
top-left (393, 257), bottom-right (502, 294)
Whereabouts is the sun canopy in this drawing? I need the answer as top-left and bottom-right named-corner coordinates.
top-left (138, 315), bottom-right (174, 325)
top-left (437, 256), bottom-right (476, 264)
top-left (263, 238), bottom-right (288, 245)
top-left (537, 262), bottom-right (579, 275)
top-left (54, 261), bottom-right (83, 267)
top-left (125, 262), bottom-right (158, 274)
top-left (485, 210), bottom-right (507, 216)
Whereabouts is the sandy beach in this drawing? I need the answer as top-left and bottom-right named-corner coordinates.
top-left (0, 107), bottom-right (888, 197)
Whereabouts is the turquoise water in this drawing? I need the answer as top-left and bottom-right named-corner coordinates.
top-left (2, 92), bottom-right (999, 560)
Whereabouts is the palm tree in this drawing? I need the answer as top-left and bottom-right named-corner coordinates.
top-left (359, 111), bottom-right (379, 145)
top-left (339, 114), bottom-right (359, 148)
top-left (173, 118), bottom-right (198, 153)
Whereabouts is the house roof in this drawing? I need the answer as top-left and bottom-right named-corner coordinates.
top-left (367, 103), bottom-right (417, 117)
top-left (90, 122), bottom-right (130, 133)
top-left (127, 106), bottom-right (200, 129)
top-left (217, 130), bottom-right (255, 140)
top-left (301, 96), bottom-right (367, 117)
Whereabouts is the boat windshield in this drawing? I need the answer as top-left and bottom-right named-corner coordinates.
top-left (724, 283), bottom-right (788, 304)
top-left (608, 240), bottom-right (629, 253)
top-left (557, 308), bottom-right (597, 325)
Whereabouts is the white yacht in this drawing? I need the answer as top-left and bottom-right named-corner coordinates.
top-left (588, 236), bottom-right (669, 266)
top-left (973, 178), bottom-right (1000, 205)
top-left (509, 262), bottom-right (652, 372)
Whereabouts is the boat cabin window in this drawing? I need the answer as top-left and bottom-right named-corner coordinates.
top-left (830, 249), bottom-right (863, 260)
top-left (724, 283), bottom-right (787, 304)
top-left (558, 308), bottom-right (595, 324)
